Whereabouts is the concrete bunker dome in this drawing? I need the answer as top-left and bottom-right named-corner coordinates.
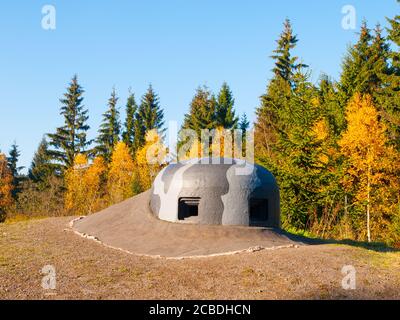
top-left (150, 158), bottom-right (280, 228)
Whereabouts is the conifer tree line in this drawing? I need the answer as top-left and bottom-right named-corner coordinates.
top-left (0, 5), bottom-right (399, 245)
top-left (183, 83), bottom-right (242, 135)
top-left (0, 76), bottom-right (246, 221)
top-left (254, 11), bottom-right (400, 244)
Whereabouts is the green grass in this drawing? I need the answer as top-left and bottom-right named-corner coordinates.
top-left (283, 226), bottom-right (317, 239)
top-left (335, 239), bottom-right (397, 252)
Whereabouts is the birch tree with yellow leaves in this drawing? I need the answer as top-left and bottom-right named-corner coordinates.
top-left (339, 93), bottom-right (399, 242)
top-left (108, 141), bottom-right (136, 203)
top-left (135, 130), bottom-right (167, 191)
top-left (65, 154), bottom-right (106, 215)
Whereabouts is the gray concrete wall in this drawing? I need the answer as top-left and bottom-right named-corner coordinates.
top-left (150, 158), bottom-right (280, 228)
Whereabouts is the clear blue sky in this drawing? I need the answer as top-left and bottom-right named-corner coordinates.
top-left (0, 0), bottom-right (398, 172)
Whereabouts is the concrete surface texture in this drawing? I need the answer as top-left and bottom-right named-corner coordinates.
top-left (72, 191), bottom-right (298, 258)
top-left (150, 158), bottom-right (280, 227)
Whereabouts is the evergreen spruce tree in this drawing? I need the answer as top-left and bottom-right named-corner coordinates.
top-left (29, 138), bottom-right (54, 184)
top-left (270, 18), bottom-right (307, 87)
top-left (239, 113), bottom-right (250, 136)
top-left (133, 85), bottom-right (165, 151)
top-left (338, 21), bottom-right (380, 106)
top-left (133, 113), bottom-right (145, 154)
top-left (96, 88), bottom-right (121, 161)
top-left (7, 143), bottom-right (23, 178)
top-left (255, 19), bottom-right (305, 165)
top-left (7, 143), bottom-right (24, 197)
top-left (138, 85), bottom-right (165, 132)
top-left (387, 4), bottom-right (400, 78)
top-left (318, 75), bottom-right (345, 137)
top-left (274, 71), bottom-right (336, 229)
top-left (215, 82), bottom-right (238, 129)
top-left (47, 75), bottom-right (91, 170)
top-left (381, 6), bottom-right (400, 149)
top-left (340, 19), bottom-right (397, 147)
top-left (122, 91), bottom-right (138, 153)
top-left (239, 113), bottom-right (250, 156)
top-left (183, 86), bottom-right (216, 137)
top-left (366, 24), bottom-right (390, 94)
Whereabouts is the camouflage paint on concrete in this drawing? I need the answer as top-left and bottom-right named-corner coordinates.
top-left (150, 157), bottom-right (280, 228)
top-left (151, 159), bottom-right (196, 222)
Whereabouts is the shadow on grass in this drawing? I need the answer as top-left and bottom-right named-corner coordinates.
top-left (274, 228), bottom-right (399, 253)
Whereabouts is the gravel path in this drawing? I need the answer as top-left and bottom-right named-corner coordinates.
top-left (0, 216), bottom-right (399, 299)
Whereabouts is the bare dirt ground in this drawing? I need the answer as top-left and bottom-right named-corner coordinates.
top-left (0, 216), bottom-right (399, 299)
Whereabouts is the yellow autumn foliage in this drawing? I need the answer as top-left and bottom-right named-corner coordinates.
top-left (311, 96), bottom-right (320, 107)
top-left (338, 93), bottom-right (399, 242)
top-left (181, 139), bottom-right (203, 160)
top-left (182, 127), bottom-right (243, 161)
top-left (108, 141), bottom-right (136, 203)
top-left (135, 130), bottom-right (166, 191)
top-left (0, 153), bottom-right (14, 221)
top-left (210, 127), bottom-right (235, 158)
top-left (65, 154), bottom-right (106, 215)
top-left (312, 119), bottom-right (329, 141)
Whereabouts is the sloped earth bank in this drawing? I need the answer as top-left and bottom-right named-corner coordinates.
top-left (72, 191), bottom-right (303, 258)
top-left (0, 194), bottom-right (399, 299)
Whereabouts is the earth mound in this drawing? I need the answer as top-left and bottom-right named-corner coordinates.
top-left (72, 191), bottom-right (303, 258)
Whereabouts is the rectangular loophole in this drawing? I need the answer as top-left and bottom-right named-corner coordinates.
top-left (249, 198), bottom-right (268, 226)
top-left (178, 197), bottom-right (200, 220)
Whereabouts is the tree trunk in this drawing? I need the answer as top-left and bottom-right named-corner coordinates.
top-left (367, 165), bottom-right (371, 243)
